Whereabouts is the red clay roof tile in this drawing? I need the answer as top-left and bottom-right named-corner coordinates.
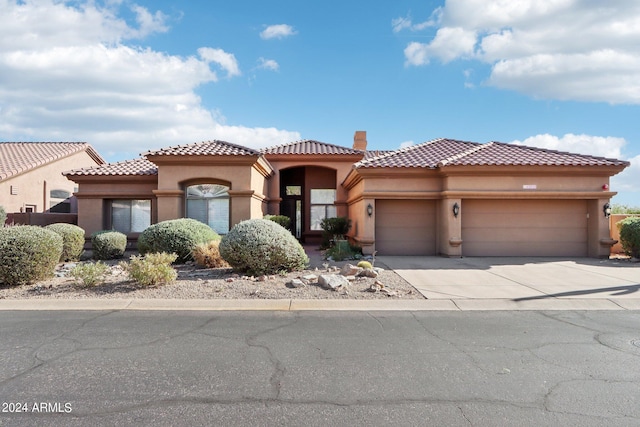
top-left (64, 158), bottom-right (157, 177)
top-left (0, 142), bottom-right (105, 181)
top-left (144, 140), bottom-right (260, 157)
top-left (261, 140), bottom-right (364, 155)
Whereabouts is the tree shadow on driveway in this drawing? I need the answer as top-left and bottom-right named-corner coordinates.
top-left (513, 284), bottom-right (640, 301)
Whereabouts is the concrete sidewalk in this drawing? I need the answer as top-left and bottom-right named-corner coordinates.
top-left (379, 256), bottom-right (640, 310)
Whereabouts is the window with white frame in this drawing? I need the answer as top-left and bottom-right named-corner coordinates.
top-left (111, 200), bottom-right (151, 233)
top-left (186, 184), bottom-right (230, 234)
top-left (310, 189), bottom-right (337, 230)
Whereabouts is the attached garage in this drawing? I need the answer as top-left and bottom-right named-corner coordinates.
top-left (375, 200), bottom-right (437, 255)
top-left (462, 199), bottom-right (588, 257)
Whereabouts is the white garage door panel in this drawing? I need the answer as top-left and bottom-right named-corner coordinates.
top-left (375, 200), bottom-right (436, 255)
top-left (462, 200), bottom-right (587, 257)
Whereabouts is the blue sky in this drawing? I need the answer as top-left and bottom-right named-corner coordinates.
top-left (0, 0), bottom-right (638, 205)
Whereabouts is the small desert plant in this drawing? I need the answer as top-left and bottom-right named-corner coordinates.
top-left (91, 230), bottom-right (127, 260)
top-left (325, 240), bottom-right (362, 261)
top-left (617, 217), bottom-right (640, 259)
top-left (0, 205), bottom-right (6, 226)
top-left (192, 240), bottom-right (230, 268)
top-left (357, 260), bottom-right (372, 269)
top-left (0, 225), bottom-right (63, 286)
top-left (263, 214), bottom-right (291, 229)
top-left (70, 262), bottom-right (109, 287)
top-left (122, 252), bottom-right (178, 286)
top-left (138, 218), bottom-right (219, 263)
top-left (45, 223), bottom-right (85, 261)
top-left (220, 218), bottom-right (308, 276)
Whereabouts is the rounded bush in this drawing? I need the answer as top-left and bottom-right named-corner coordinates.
top-left (45, 223), bottom-right (85, 261)
top-left (0, 205), bottom-right (6, 226)
top-left (618, 216), bottom-right (640, 259)
top-left (137, 218), bottom-right (219, 263)
top-left (0, 225), bottom-right (63, 286)
top-left (219, 218), bottom-right (308, 275)
top-left (263, 214), bottom-right (291, 229)
top-left (91, 230), bottom-right (127, 260)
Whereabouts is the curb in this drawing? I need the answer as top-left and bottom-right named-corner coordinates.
top-left (1, 298), bottom-right (639, 311)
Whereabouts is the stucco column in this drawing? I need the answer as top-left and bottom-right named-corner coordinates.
top-left (227, 190), bottom-right (256, 226)
top-left (360, 198), bottom-right (375, 255)
top-left (588, 198), bottom-right (616, 257)
top-left (153, 190), bottom-right (184, 223)
top-left (439, 198), bottom-right (462, 257)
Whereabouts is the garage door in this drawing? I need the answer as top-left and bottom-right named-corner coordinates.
top-left (462, 199), bottom-right (587, 256)
top-left (375, 200), bottom-right (436, 255)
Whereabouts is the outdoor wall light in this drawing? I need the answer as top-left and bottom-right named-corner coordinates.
top-left (367, 203), bottom-right (373, 217)
top-left (452, 202), bottom-right (460, 218)
top-left (603, 202), bottom-right (611, 218)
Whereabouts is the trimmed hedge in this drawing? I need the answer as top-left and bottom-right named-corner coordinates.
top-left (0, 225), bottom-right (63, 286)
top-left (137, 218), bottom-right (219, 263)
top-left (219, 218), bottom-right (308, 275)
top-left (618, 216), bottom-right (640, 258)
top-left (91, 230), bottom-right (127, 260)
top-left (45, 223), bottom-right (85, 261)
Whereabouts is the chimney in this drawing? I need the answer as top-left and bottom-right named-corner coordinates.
top-left (353, 131), bottom-right (367, 151)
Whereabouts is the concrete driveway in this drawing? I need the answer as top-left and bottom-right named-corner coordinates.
top-left (378, 256), bottom-right (640, 310)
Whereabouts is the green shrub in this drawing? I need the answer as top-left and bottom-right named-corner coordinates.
top-left (263, 214), bottom-right (291, 229)
top-left (91, 230), bottom-right (127, 260)
top-left (192, 240), bottom-right (230, 268)
top-left (122, 252), bottom-right (178, 286)
top-left (45, 223), bottom-right (85, 261)
top-left (0, 225), bottom-right (63, 286)
top-left (0, 205), bottom-right (6, 226)
top-left (325, 240), bottom-right (362, 261)
top-left (320, 216), bottom-right (352, 249)
top-left (617, 217), bottom-right (640, 258)
top-left (70, 262), bottom-right (109, 287)
top-left (219, 218), bottom-right (308, 275)
top-left (137, 218), bottom-right (219, 263)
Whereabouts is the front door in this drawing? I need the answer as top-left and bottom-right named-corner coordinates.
top-left (281, 197), bottom-right (303, 239)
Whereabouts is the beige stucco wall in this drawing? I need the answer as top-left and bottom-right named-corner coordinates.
top-left (345, 166), bottom-right (620, 258)
top-left (0, 150), bottom-right (101, 214)
top-left (73, 177), bottom-right (158, 238)
top-left (150, 156), bottom-right (270, 228)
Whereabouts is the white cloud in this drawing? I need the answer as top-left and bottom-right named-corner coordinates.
top-left (392, 10), bottom-right (441, 33)
top-left (0, 1), bottom-right (300, 160)
top-left (260, 24), bottom-right (297, 40)
top-left (257, 57), bottom-right (279, 71)
top-left (399, 140), bottom-right (415, 149)
top-left (402, 0), bottom-right (640, 104)
top-left (198, 47), bottom-right (241, 77)
top-left (511, 133), bottom-right (637, 201)
top-left (511, 133), bottom-right (626, 159)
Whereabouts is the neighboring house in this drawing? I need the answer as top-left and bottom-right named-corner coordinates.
top-left (64, 131), bottom-right (629, 258)
top-left (0, 142), bottom-right (105, 214)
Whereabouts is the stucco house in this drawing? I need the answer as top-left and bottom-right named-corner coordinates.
top-left (64, 131), bottom-right (629, 258)
top-left (0, 142), bottom-right (105, 215)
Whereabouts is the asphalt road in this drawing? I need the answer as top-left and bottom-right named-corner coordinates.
top-left (1, 310), bottom-right (640, 426)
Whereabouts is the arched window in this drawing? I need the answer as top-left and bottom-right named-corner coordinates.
top-left (186, 184), bottom-right (230, 234)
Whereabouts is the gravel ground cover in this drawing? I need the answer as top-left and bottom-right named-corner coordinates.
top-left (0, 247), bottom-right (425, 301)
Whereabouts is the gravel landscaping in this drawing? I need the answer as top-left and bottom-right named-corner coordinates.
top-left (0, 247), bottom-right (425, 301)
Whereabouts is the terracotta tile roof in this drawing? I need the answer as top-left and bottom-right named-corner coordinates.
top-left (439, 141), bottom-right (630, 167)
top-left (355, 139), bottom-right (479, 168)
top-left (64, 158), bottom-right (158, 177)
top-left (262, 140), bottom-right (364, 155)
top-left (0, 142), bottom-right (105, 180)
top-left (144, 140), bottom-right (260, 157)
top-left (356, 138), bottom-right (629, 169)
